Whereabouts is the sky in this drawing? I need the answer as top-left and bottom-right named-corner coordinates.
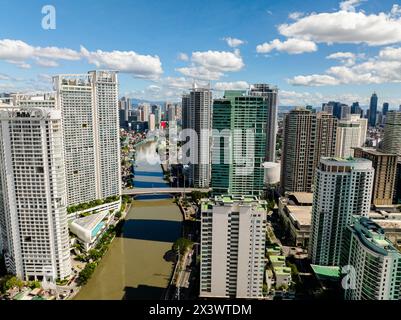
top-left (1, 0), bottom-right (401, 107)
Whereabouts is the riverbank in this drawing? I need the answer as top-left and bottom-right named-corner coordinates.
top-left (73, 199), bottom-right (181, 300)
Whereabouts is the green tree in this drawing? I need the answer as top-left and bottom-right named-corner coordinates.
top-left (88, 249), bottom-right (103, 262)
top-left (2, 276), bottom-right (24, 291)
top-left (173, 238), bottom-right (193, 255)
top-left (78, 263), bottom-right (97, 285)
top-left (28, 280), bottom-right (41, 289)
top-left (115, 211), bottom-right (122, 219)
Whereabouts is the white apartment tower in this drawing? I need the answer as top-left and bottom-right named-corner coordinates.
top-left (341, 217), bottom-right (401, 300)
top-left (335, 115), bottom-right (367, 158)
top-left (53, 71), bottom-right (121, 206)
top-left (0, 106), bottom-right (71, 281)
top-left (309, 157), bottom-right (374, 266)
top-left (200, 196), bottom-right (267, 299)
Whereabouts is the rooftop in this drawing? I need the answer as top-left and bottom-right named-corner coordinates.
top-left (352, 217), bottom-right (400, 255)
top-left (72, 211), bottom-right (108, 231)
top-left (273, 266), bottom-right (292, 276)
top-left (286, 205), bottom-right (312, 226)
top-left (354, 147), bottom-right (398, 157)
top-left (287, 192), bottom-right (313, 205)
top-left (311, 265), bottom-right (340, 279)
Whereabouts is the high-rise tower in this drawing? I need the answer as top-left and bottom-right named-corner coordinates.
top-left (281, 108), bottom-right (337, 193)
top-left (53, 71), bottom-right (121, 206)
top-left (309, 158), bottom-right (374, 266)
top-left (0, 105), bottom-right (71, 281)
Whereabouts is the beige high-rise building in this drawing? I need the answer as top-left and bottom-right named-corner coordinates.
top-left (353, 147), bottom-right (398, 206)
top-left (335, 115), bottom-right (367, 158)
top-left (281, 108), bottom-right (337, 193)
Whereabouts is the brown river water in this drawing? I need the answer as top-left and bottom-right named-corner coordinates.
top-left (74, 142), bottom-right (182, 300)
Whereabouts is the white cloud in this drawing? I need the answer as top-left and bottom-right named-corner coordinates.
top-left (34, 58), bottom-right (59, 68)
top-left (326, 51), bottom-right (357, 66)
top-left (0, 39), bottom-right (80, 68)
top-left (256, 38), bottom-right (317, 54)
top-left (288, 74), bottom-right (340, 86)
top-left (0, 39), bottom-right (164, 79)
top-left (391, 4), bottom-right (401, 17)
top-left (289, 46), bottom-right (401, 86)
top-left (177, 52), bottom-right (189, 61)
top-left (278, 7), bottom-right (401, 46)
top-left (176, 49), bottom-right (244, 81)
top-left (379, 46), bottom-right (401, 60)
top-left (80, 46), bottom-right (163, 79)
top-left (339, 0), bottom-right (364, 12)
top-left (288, 12), bottom-right (304, 20)
top-left (279, 90), bottom-right (374, 106)
top-left (223, 37), bottom-right (245, 48)
top-left (176, 66), bottom-right (223, 81)
top-left (0, 73), bottom-right (10, 80)
top-left (191, 50), bottom-right (244, 72)
top-left (214, 81), bottom-right (249, 91)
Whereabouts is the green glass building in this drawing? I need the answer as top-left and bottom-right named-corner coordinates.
top-left (211, 87), bottom-right (276, 197)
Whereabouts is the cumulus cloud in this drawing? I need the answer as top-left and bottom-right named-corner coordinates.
top-left (177, 52), bottom-right (189, 61)
top-left (339, 0), bottom-right (365, 12)
top-left (0, 73), bottom-right (10, 80)
top-left (176, 49), bottom-right (244, 81)
top-left (0, 39), bottom-right (80, 68)
top-left (288, 12), bottom-right (304, 20)
top-left (191, 50), bottom-right (244, 72)
top-left (80, 46), bottom-right (163, 79)
top-left (279, 89), bottom-right (376, 106)
top-left (176, 66), bottom-right (223, 81)
top-left (278, 5), bottom-right (401, 46)
top-left (34, 58), bottom-right (59, 68)
top-left (0, 39), bottom-right (164, 79)
top-left (288, 74), bottom-right (340, 86)
top-left (289, 46), bottom-right (401, 86)
top-left (256, 38), bottom-right (317, 54)
top-left (326, 52), bottom-right (358, 66)
top-left (223, 37), bottom-right (245, 48)
top-left (123, 76), bottom-right (210, 102)
top-left (214, 81), bottom-right (250, 91)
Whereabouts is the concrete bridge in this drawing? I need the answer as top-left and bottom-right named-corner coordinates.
top-left (122, 187), bottom-right (211, 196)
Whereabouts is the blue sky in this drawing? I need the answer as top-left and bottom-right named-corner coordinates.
top-left (1, 0), bottom-right (401, 107)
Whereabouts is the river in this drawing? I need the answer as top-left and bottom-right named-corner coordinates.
top-left (74, 141), bottom-right (182, 300)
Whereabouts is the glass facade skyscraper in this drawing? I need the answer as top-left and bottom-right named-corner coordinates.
top-left (369, 93), bottom-right (378, 127)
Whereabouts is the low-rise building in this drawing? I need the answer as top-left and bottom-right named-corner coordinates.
top-left (273, 267), bottom-right (292, 289)
top-left (368, 209), bottom-right (401, 248)
top-left (69, 211), bottom-right (113, 251)
top-left (278, 192), bottom-right (312, 248)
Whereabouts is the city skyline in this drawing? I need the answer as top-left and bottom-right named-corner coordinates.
top-left (2, 0), bottom-right (401, 304)
top-left (0, 0), bottom-right (401, 107)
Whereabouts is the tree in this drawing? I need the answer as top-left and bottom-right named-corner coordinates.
top-left (2, 276), bottom-right (24, 291)
top-left (88, 249), bottom-right (103, 262)
top-left (28, 280), bottom-right (41, 289)
top-left (190, 191), bottom-right (209, 204)
top-left (115, 211), bottom-right (122, 219)
top-left (78, 263), bottom-right (97, 285)
top-left (173, 238), bottom-right (193, 255)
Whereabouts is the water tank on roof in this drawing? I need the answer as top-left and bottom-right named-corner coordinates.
top-left (262, 162), bottom-right (281, 185)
